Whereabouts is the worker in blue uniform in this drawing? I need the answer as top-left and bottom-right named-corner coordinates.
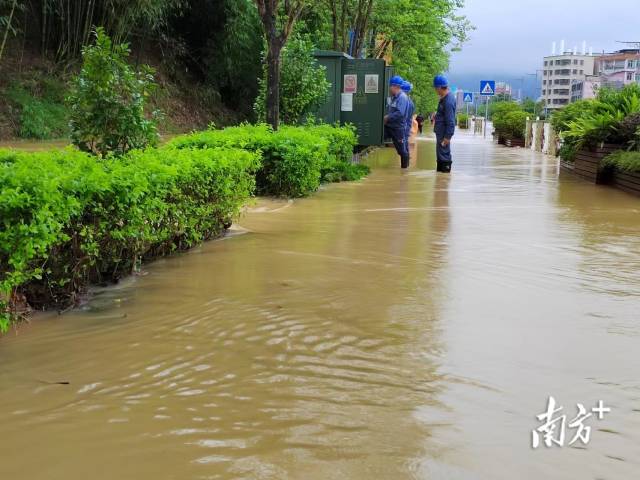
top-left (433, 74), bottom-right (456, 173)
top-left (384, 75), bottom-right (410, 169)
top-left (401, 81), bottom-right (415, 165)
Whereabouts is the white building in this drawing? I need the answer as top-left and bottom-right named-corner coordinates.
top-left (541, 41), bottom-right (596, 110)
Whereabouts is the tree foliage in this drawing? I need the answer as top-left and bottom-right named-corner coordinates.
top-left (254, 35), bottom-right (329, 125)
top-left (296, 0), bottom-right (471, 114)
top-left (67, 28), bottom-right (160, 157)
top-left (0, 0), bottom-right (471, 128)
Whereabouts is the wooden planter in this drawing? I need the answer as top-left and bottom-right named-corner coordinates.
top-left (505, 138), bottom-right (525, 148)
top-left (602, 169), bottom-right (640, 196)
top-left (560, 144), bottom-right (621, 183)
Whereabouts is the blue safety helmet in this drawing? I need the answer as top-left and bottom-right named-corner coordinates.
top-left (401, 81), bottom-right (412, 92)
top-left (389, 75), bottom-right (404, 87)
top-left (433, 74), bottom-right (448, 88)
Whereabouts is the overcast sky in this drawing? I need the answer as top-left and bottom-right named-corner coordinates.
top-left (448, 0), bottom-right (640, 76)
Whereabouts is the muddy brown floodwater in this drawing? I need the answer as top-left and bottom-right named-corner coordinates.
top-left (1, 133), bottom-right (639, 480)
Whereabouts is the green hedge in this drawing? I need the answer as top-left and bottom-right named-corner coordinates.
top-left (170, 124), bottom-right (366, 197)
top-left (0, 146), bottom-right (259, 330)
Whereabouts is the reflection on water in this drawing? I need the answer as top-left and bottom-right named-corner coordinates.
top-left (0, 133), bottom-right (638, 479)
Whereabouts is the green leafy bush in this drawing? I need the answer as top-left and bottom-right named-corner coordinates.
top-left (553, 85), bottom-right (640, 153)
top-left (300, 123), bottom-right (368, 181)
top-left (558, 143), bottom-right (577, 163)
top-left (171, 123), bottom-right (363, 197)
top-left (254, 35), bottom-right (330, 125)
top-left (321, 161), bottom-right (370, 183)
top-left (503, 111), bottom-right (528, 140)
top-left (550, 100), bottom-right (597, 134)
top-left (619, 112), bottom-right (640, 150)
top-left (489, 101), bottom-right (521, 121)
top-left (457, 113), bottom-right (469, 129)
top-left (601, 150), bottom-right (640, 173)
top-left (0, 145), bottom-right (259, 331)
top-left (493, 103), bottom-right (527, 139)
top-left (67, 28), bottom-right (160, 157)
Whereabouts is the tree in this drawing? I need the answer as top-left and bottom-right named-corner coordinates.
top-left (254, 0), bottom-right (307, 130)
top-left (67, 28), bottom-right (160, 157)
top-left (296, 0), bottom-right (472, 114)
top-left (0, 0), bottom-right (22, 66)
top-left (254, 35), bottom-right (329, 124)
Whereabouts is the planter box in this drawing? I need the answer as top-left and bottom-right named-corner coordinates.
top-left (505, 138), bottom-right (525, 148)
top-left (560, 144), bottom-right (621, 183)
top-left (606, 169), bottom-right (640, 196)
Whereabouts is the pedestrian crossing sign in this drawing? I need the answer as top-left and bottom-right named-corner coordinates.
top-left (463, 92), bottom-right (473, 103)
top-left (480, 80), bottom-right (496, 96)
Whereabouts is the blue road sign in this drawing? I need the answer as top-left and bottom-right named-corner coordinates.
top-left (463, 92), bottom-right (474, 103)
top-left (480, 80), bottom-right (496, 96)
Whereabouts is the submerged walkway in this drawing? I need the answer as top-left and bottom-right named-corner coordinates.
top-left (1, 132), bottom-right (639, 479)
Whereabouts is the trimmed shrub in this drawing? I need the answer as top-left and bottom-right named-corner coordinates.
top-left (492, 102), bottom-right (525, 139)
top-left (301, 123), bottom-right (369, 181)
top-left (0, 146), bottom-right (259, 331)
top-left (171, 123), bottom-right (363, 197)
top-left (457, 113), bottom-right (469, 129)
top-left (503, 111), bottom-right (528, 140)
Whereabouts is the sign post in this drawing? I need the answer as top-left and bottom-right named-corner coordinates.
top-left (480, 80), bottom-right (496, 139)
top-left (463, 92), bottom-right (473, 129)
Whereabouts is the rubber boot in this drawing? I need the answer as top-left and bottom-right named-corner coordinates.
top-left (436, 161), bottom-right (452, 173)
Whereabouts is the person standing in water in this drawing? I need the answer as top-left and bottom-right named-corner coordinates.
top-left (401, 81), bottom-right (415, 166)
top-left (384, 75), bottom-right (410, 169)
top-left (433, 74), bottom-right (456, 173)
top-left (416, 113), bottom-right (425, 135)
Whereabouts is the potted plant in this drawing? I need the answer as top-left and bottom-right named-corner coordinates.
top-left (555, 85), bottom-right (640, 183)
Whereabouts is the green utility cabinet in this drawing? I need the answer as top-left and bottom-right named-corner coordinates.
top-left (313, 50), bottom-right (349, 125)
top-left (314, 51), bottom-right (389, 146)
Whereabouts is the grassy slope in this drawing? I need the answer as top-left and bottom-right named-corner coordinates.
top-left (0, 46), bottom-right (243, 141)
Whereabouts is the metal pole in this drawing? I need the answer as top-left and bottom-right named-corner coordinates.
top-left (484, 96), bottom-right (491, 139)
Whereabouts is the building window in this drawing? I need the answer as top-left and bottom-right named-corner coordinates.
top-left (572, 69), bottom-right (577, 74)
top-left (580, 60), bottom-right (584, 65)
top-left (627, 72), bottom-right (634, 81)
top-left (580, 70), bottom-right (583, 74)
top-left (573, 60), bottom-right (578, 64)
top-left (544, 61), bottom-right (548, 66)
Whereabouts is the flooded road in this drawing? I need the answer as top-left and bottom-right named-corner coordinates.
top-left (1, 133), bottom-right (639, 479)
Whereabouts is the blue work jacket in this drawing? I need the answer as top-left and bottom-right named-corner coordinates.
top-left (386, 91), bottom-right (410, 130)
top-left (434, 91), bottom-right (456, 139)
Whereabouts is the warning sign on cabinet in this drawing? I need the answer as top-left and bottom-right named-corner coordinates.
top-left (364, 74), bottom-right (379, 94)
top-left (343, 74), bottom-right (357, 93)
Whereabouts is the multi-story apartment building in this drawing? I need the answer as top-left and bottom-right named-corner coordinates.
top-left (569, 49), bottom-right (640, 102)
top-left (541, 51), bottom-right (596, 110)
top-left (596, 49), bottom-right (640, 88)
top-left (570, 75), bottom-right (601, 102)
